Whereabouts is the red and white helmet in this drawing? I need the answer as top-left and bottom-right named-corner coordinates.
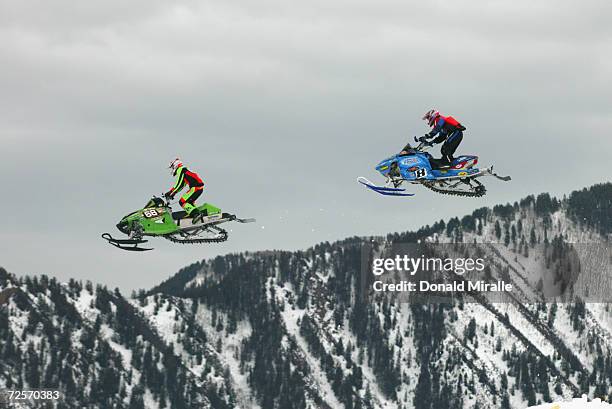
top-left (169, 157), bottom-right (183, 175)
top-left (422, 109), bottom-right (440, 127)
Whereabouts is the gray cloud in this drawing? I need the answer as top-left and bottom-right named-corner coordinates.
top-left (1, 0), bottom-right (610, 291)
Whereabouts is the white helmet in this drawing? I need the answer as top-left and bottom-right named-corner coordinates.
top-left (422, 109), bottom-right (440, 127)
top-left (169, 157), bottom-right (183, 175)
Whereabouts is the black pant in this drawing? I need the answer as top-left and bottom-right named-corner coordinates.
top-left (179, 186), bottom-right (203, 207)
top-left (441, 130), bottom-right (463, 162)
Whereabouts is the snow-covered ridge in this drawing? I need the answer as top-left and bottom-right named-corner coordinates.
top-left (2, 183), bottom-right (611, 408)
top-left (150, 186), bottom-right (612, 408)
top-left (528, 396), bottom-right (612, 408)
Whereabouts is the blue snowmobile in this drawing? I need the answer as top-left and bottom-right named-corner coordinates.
top-left (358, 137), bottom-right (510, 197)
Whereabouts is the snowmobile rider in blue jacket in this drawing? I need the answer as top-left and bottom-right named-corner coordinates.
top-left (404, 109), bottom-right (467, 166)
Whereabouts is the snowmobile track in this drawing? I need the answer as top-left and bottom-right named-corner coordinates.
top-left (422, 180), bottom-right (487, 197)
top-left (164, 225), bottom-right (228, 244)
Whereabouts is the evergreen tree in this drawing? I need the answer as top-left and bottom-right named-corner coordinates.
top-left (414, 363), bottom-right (432, 409)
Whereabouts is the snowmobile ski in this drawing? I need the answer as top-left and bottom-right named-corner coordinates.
top-left (101, 233), bottom-right (153, 252)
top-left (357, 177), bottom-right (415, 197)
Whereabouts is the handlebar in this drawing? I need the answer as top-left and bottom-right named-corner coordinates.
top-left (407, 136), bottom-right (433, 152)
top-left (154, 194), bottom-right (176, 207)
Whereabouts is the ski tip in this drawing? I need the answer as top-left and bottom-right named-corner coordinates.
top-left (357, 176), bottom-right (370, 185)
top-left (101, 233), bottom-right (117, 243)
top-left (237, 218), bottom-right (256, 223)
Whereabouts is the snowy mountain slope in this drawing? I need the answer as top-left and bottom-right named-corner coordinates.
top-left (528, 395), bottom-right (612, 408)
top-left (1, 182), bottom-right (611, 409)
top-left (0, 271), bottom-right (232, 409)
top-left (150, 183), bottom-right (612, 408)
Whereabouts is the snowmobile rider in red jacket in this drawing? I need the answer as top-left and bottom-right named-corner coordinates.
top-left (164, 158), bottom-right (204, 218)
top-left (412, 109), bottom-right (466, 166)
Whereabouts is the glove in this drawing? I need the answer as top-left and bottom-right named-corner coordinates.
top-left (164, 191), bottom-right (174, 200)
top-left (417, 135), bottom-right (430, 143)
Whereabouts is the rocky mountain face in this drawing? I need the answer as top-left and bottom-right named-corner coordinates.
top-left (1, 182), bottom-right (611, 409)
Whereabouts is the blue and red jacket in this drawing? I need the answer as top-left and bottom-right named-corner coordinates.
top-left (427, 115), bottom-right (465, 143)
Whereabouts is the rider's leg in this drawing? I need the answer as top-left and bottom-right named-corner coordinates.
top-left (180, 187), bottom-right (203, 215)
top-left (441, 130), bottom-right (463, 163)
top-left (179, 196), bottom-right (194, 214)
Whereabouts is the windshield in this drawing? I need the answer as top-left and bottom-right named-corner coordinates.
top-left (145, 197), bottom-right (165, 208)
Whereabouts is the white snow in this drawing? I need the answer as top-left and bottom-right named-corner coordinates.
top-left (72, 288), bottom-right (98, 321)
top-left (100, 324), bottom-right (133, 367)
top-left (217, 320), bottom-right (260, 409)
top-left (276, 280), bottom-right (345, 409)
top-left (528, 396), bottom-right (612, 408)
top-left (143, 388), bottom-right (160, 409)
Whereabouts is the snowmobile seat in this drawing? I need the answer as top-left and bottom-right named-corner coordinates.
top-left (449, 155), bottom-right (478, 170)
top-left (428, 157), bottom-right (451, 170)
top-left (172, 210), bottom-right (189, 220)
top-left (172, 209), bottom-right (211, 221)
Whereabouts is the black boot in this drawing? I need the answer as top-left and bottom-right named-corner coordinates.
top-left (189, 208), bottom-right (201, 220)
top-left (442, 154), bottom-right (454, 167)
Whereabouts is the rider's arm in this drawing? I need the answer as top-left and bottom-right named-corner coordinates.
top-left (425, 127), bottom-right (440, 139)
top-left (168, 168), bottom-right (186, 196)
top-left (425, 117), bottom-right (444, 139)
top-left (431, 134), bottom-right (447, 144)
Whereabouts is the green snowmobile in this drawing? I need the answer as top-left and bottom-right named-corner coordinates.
top-left (102, 196), bottom-right (255, 251)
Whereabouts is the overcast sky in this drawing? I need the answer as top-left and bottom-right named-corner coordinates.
top-left (1, 0), bottom-right (610, 292)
